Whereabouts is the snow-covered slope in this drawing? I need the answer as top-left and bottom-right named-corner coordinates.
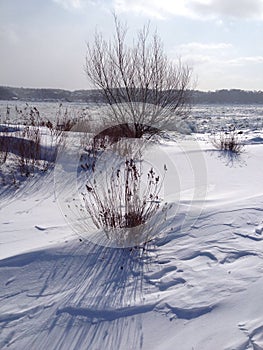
top-left (1, 134), bottom-right (263, 350)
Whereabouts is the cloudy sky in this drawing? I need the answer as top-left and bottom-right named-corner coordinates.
top-left (1, 0), bottom-right (263, 91)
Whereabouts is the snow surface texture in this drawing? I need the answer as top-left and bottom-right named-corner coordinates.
top-left (1, 128), bottom-right (263, 349)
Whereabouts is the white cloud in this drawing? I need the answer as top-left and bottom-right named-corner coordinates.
top-left (170, 41), bottom-right (263, 90)
top-left (190, 0), bottom-right (263, 19)
top-left (52, 0), bottom-right (263, 20)
top-left (173, 42), bottom-right (233, 66)
top-left (178, 42), bottom-right (232, 52)
top-left (53, 0), bottom-right (84, 10)
top-left (52, 0), bottom-right (108, 14)
top-left (113, 0), bottom-right (195, 19)
top-left (174, 41), bottom-right (263, 68)
top-left (113, 0), bottom-right (263, 20)
top-left (228, 56), bottom-right (263, 66)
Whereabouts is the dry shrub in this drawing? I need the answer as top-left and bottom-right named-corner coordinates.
top-left (212, 128), bottom-right (244, 154)
top-left (0, 104), bottom-right (73, 183)
top-left (82, 157), bottom-right (167, 246)
top-left (85, 15), bottom-right (193, 138)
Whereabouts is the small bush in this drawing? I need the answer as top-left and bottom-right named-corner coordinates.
top-left (212, 128), bottom-right (244, 154)
top-left (0, 104), bottom-right (71, 184)
top-left (82, 157), bottom-right (167, 246)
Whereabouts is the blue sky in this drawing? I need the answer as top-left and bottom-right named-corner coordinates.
top-left (1, 0), bottom-right (263, 91)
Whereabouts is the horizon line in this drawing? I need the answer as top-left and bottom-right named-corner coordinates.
top-left (1, 85), bottom-right (263, 94)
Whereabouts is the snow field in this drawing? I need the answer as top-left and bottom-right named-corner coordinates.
top-left (1, 133), bottom-right (263, 349)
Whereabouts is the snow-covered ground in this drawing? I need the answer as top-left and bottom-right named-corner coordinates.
top-left (1, 111), bottom-right (263, 349)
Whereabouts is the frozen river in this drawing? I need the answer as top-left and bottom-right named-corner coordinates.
top-left (0, 100), bottom-right (263, 133)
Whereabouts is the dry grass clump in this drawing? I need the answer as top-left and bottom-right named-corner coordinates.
top-left (82, 157), bottom-right (167, 245)
top-left (0, 103), bottom-right (77, 184)
top-left (2, 103), bottom-right (79, 131)
top-left (212, 128), bottom-right (244, 154)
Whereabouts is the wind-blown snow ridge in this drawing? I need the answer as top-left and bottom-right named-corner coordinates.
top-left (57, 303), bottom-right (157, 322)
top-left (163, 303), bottom-right (216, 320)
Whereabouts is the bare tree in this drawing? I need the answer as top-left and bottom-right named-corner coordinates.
top-left (85, 15), bottom-right (193, 138)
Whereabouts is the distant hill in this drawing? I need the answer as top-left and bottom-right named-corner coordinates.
top-left (1, 86), bottom-right (263, 104)
top-left (192, 89), bottom-right (263, 104)
top-left (0, 86), bottom-right (103, 103)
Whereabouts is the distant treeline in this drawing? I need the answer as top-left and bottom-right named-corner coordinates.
top-left (192, 89), bottom-right (263, 104)
top-left (0, 86), bottom-right (101, 103)
top-left (1, 86), bottom-right (263, 105)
